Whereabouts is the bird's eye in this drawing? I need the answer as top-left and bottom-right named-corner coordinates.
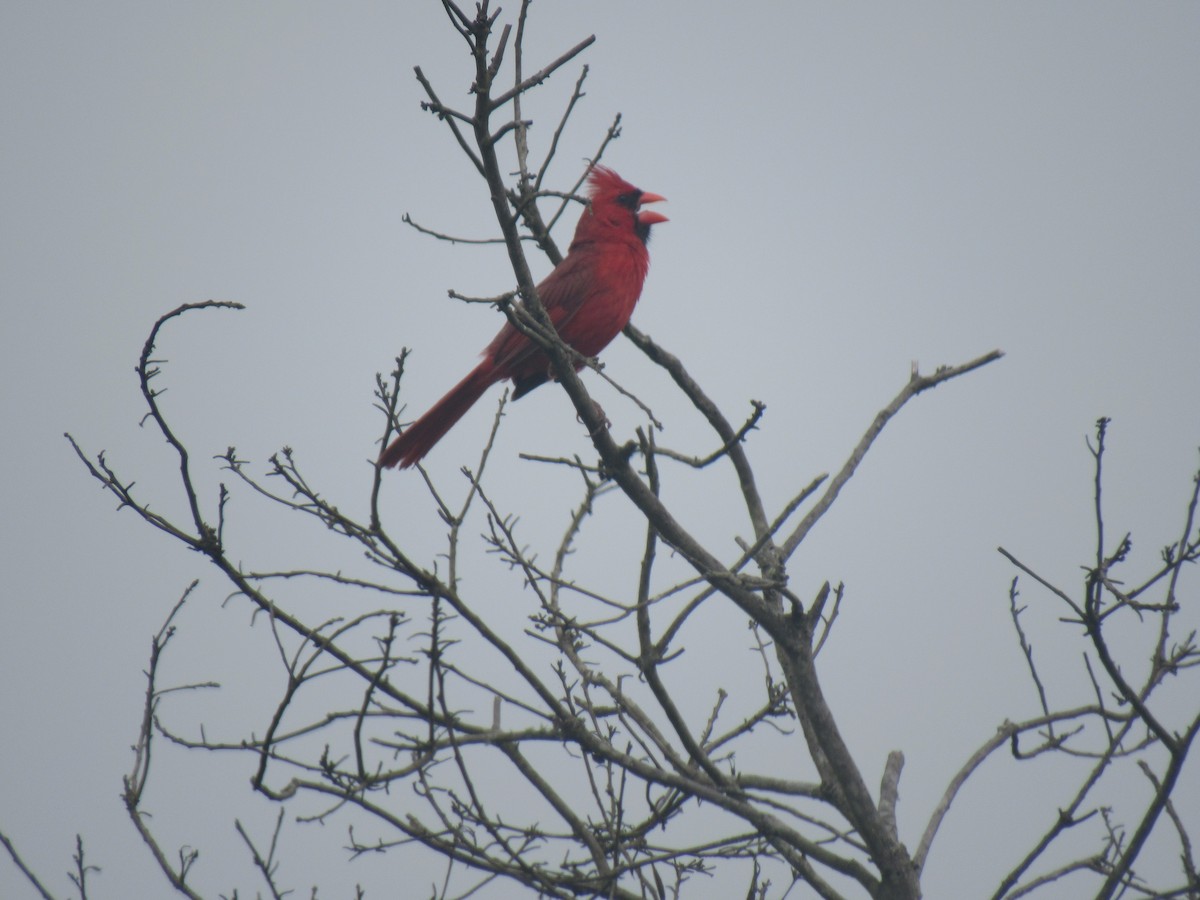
top-left (616, 191), bottom-right (640, 210)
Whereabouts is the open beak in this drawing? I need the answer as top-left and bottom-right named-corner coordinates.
top-left (637, 191), bottom-right (668, 226)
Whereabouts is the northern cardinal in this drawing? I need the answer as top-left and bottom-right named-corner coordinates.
top-left (378, 166), bottom-right (667, 469)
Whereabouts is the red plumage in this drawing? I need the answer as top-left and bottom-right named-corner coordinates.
top-left (379, 166), bottom-right (667, 469)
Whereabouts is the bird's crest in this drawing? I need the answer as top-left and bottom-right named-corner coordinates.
top-left (587, 165), bottom-right (638, 201)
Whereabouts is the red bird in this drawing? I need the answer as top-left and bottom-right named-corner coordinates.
top-left (379, 166), bottom-right (667, 469)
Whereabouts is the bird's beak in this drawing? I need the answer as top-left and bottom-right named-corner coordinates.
top-left (637, 191), bottom-right (668, 226)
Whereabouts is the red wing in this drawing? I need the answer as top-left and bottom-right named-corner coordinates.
top-left (485, 249), bottom-right (597, 379)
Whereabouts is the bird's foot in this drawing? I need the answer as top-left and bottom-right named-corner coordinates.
top-left (578, 400), bottom-right (610, 437)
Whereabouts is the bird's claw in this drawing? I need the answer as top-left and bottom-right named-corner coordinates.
top-left (578, 399), bottom-right (610, 437)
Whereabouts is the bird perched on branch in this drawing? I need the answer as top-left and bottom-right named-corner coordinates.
top-left (378, 166), bottom-right (667, 469)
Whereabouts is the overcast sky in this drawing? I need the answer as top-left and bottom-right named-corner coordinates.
top-left (2, 3), bottom-right (1198, 898)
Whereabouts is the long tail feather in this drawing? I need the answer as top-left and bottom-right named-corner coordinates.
top-left (378, 361), bottom-right (495, 469)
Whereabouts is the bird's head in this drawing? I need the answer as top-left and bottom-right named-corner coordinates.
top-left (582, 165), bottom-right (668, 245)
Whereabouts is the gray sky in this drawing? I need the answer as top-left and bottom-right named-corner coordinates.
top-left (2, 3), bottom-right (1198, 897)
